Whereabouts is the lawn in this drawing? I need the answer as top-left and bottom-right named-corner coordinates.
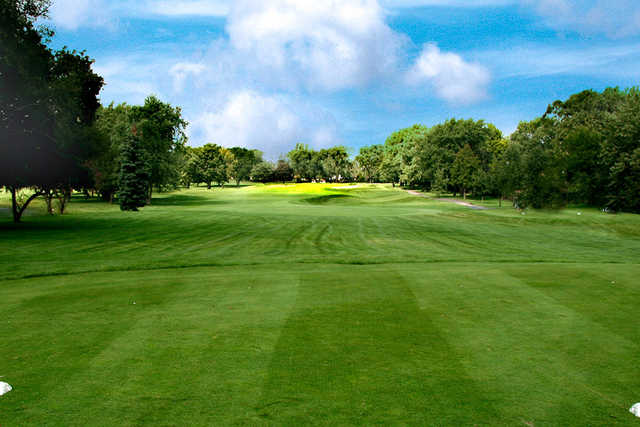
top-left (1, 184), bottom-right (639, 425)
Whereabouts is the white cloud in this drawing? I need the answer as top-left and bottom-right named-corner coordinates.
top-left (189, 91), bottom-right (340, 159)
top-left (169, 62), bottom-right (207, 93)
top-left (407, 44), bottom-right (490, 104)
top-left (381, 0), bottom-right (515, 7)
top-left (522, 0), bottom-right (640, 38)
top-left (145, 0), bottom-right (229, 17)
top-left (225, 0), bottom-right (406, 91)
top-left (93, 57), bottom-right (165, 105)
top-left (49, 0), bottom-right (113, 30)
top-left (482, 42), bottom-right (640, 79)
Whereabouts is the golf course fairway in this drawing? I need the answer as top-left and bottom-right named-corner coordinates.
top-left (1, 184), bottom-right (639, 425)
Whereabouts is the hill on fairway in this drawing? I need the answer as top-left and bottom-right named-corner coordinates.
top-left (1, 184), bottom-right (639, 425)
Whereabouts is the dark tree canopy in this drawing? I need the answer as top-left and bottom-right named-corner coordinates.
top-left (1, 0), bottom-right (104, 221)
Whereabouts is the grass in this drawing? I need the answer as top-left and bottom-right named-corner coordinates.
top-left (1, 183), bottom-right (639, 425)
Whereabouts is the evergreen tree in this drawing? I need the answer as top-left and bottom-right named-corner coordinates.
top-left (119, 128), bottom-right (149, 211)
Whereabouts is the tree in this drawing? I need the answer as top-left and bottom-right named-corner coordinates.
top-left (118, 127), bottom-right (149, 211)
top-left (490, 142), bottom-right (523, 207)
top-left (229, 147), bottom-right (261, 186)
top-left (510, 118), bottom-right (565, 208)
top-left (355, 145), bottom-right (384, 182)
top-left (194, 144), bottom-right (232, 189)
top-left (274, 159), bottom-right (293, 184)
top-left (0, 0), bottom-right (104, 222)
top-left (319, 146), bottom-right (351, 182)
top-left (288, 143), bottom-right (315, 181)
top-left (251, 161), bottom-right (275, 183)
top-left (379, 147), bottom-right (403, 187)
top-left (132, 96), bottom-right (187, 201)
top-left (605, 88), bottom-right (640, 212)
top-left (89, 103), bottom-right (133, 202)
top-left (450, 144), bottom-right (480, 199)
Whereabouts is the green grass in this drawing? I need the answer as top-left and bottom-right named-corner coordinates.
top-left (1, 184), bottom-right (639, 425)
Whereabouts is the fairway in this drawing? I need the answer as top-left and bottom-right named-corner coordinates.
top-left (1, 184), bottom-right (640, 425)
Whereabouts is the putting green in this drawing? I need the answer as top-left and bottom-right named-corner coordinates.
top-left (1, 184), bottom-right (639, 425)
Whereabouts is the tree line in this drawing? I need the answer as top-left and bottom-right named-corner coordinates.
top-left (354, 87), bottom-right (640, 212)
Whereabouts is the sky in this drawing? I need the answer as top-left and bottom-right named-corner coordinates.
top-left (44, 0), bottom-right (640, 159)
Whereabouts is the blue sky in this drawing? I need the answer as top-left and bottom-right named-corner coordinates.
top-left (45, 0), bottom-right (640, 158)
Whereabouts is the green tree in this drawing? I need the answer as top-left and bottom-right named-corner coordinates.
top-left (450, 144), bottom-right (480, 199)
top-left (229, 147), bottom-right (261, 186)
top-left (251, 161), bottom-right (275, 183)
top-left (89, 103), bottom-right (133, 201)
top-left (0, 0), bottom-right (104, 221)
top-left (489, 142), bottom-right (523, 207)
top-left (118, 127), bottom-right (149, 211)
top-left (274, 159), bottom-right (293, 184)
top-left (195, 144), bottom-right (232, 189)
top-left (319, 146), bottom-right (351, 182)
top-left (355, 145), bottom-right (384, 182)
top-left (132, 96), bottom-right (187, 200)
top-left (288, 143), bottom-right (315, 181)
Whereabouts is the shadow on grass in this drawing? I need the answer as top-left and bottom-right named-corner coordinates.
top-left (150, 194), bottom-right (230, 206)
top-left (301, 194), bottom-right (355, 205)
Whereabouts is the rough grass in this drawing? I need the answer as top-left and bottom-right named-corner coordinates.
top-left (1, 184), bottom-right (639, 425)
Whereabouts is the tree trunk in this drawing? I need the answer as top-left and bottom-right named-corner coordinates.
top-left (499, 194), bottom-right (503, 208)
top-left (10, 187), bottom-right (43, 223)
top-left (463, 188), bottom-right (467, 200)
top-left (207, 182), bottom-right (211, 190)
top-left (147, 184), bottom-right (153, 205)
top-left (10, 187), bottom-right (18, 223)
top-left (57, 188), bottom-right (71, 215)
top-left (45, 191), bottom-right (54, 215)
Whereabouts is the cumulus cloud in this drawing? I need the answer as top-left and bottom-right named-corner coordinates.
top-left (225, 0), bottom-right (406, 91)
top-left (407, 44), bottom-right (490, 104)
top-left (189, 91), bottom-right (340, 159)
top-left (169, 63), bottom-right (207, 93)
top-left (522, 0), bottom-right (640, 38)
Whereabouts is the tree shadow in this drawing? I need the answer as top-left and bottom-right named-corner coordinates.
top-left (150, 194), bottom-right (229, 206)
top-left (301, 194), bottom-right (355, 205)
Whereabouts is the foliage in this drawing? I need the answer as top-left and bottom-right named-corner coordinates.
top-left (288, 143), bottom-right (315, 181)
top-left (251, 161), bottom-right (275, 183)
top-left (229, 147), bottom-right (261, 185)
top-left (274, 159), bottom-right (293, 183)
top-left (0, 0), bottom-right (103, 221)
top-left (118, 127), bottom-right (149, 211)
top-left (131, 96), bottom-right (187, 196)
top-left (355, 145), bottom-right (384, 182)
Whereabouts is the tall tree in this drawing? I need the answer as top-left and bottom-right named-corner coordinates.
top-left (274, 159), bottom-right (293, 184)
top-left (229, 147), bottom-right (260, 186)
top-left (132, 96), bottom-right (187, 201)
top-left (355, 145), bottom-right (384, 183)
top-left (450, 144), bottom-right (480, 199)
top-left (195, 144), bottom-right (232, 188)
top-left (288, 143), bottom-right (315, 181)
top-left (118, 127), bottom-right (149, 211)
top-left (250, 161), bottom-right (275, 183)
top-left (0, 0), bottom-right (103, 222)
